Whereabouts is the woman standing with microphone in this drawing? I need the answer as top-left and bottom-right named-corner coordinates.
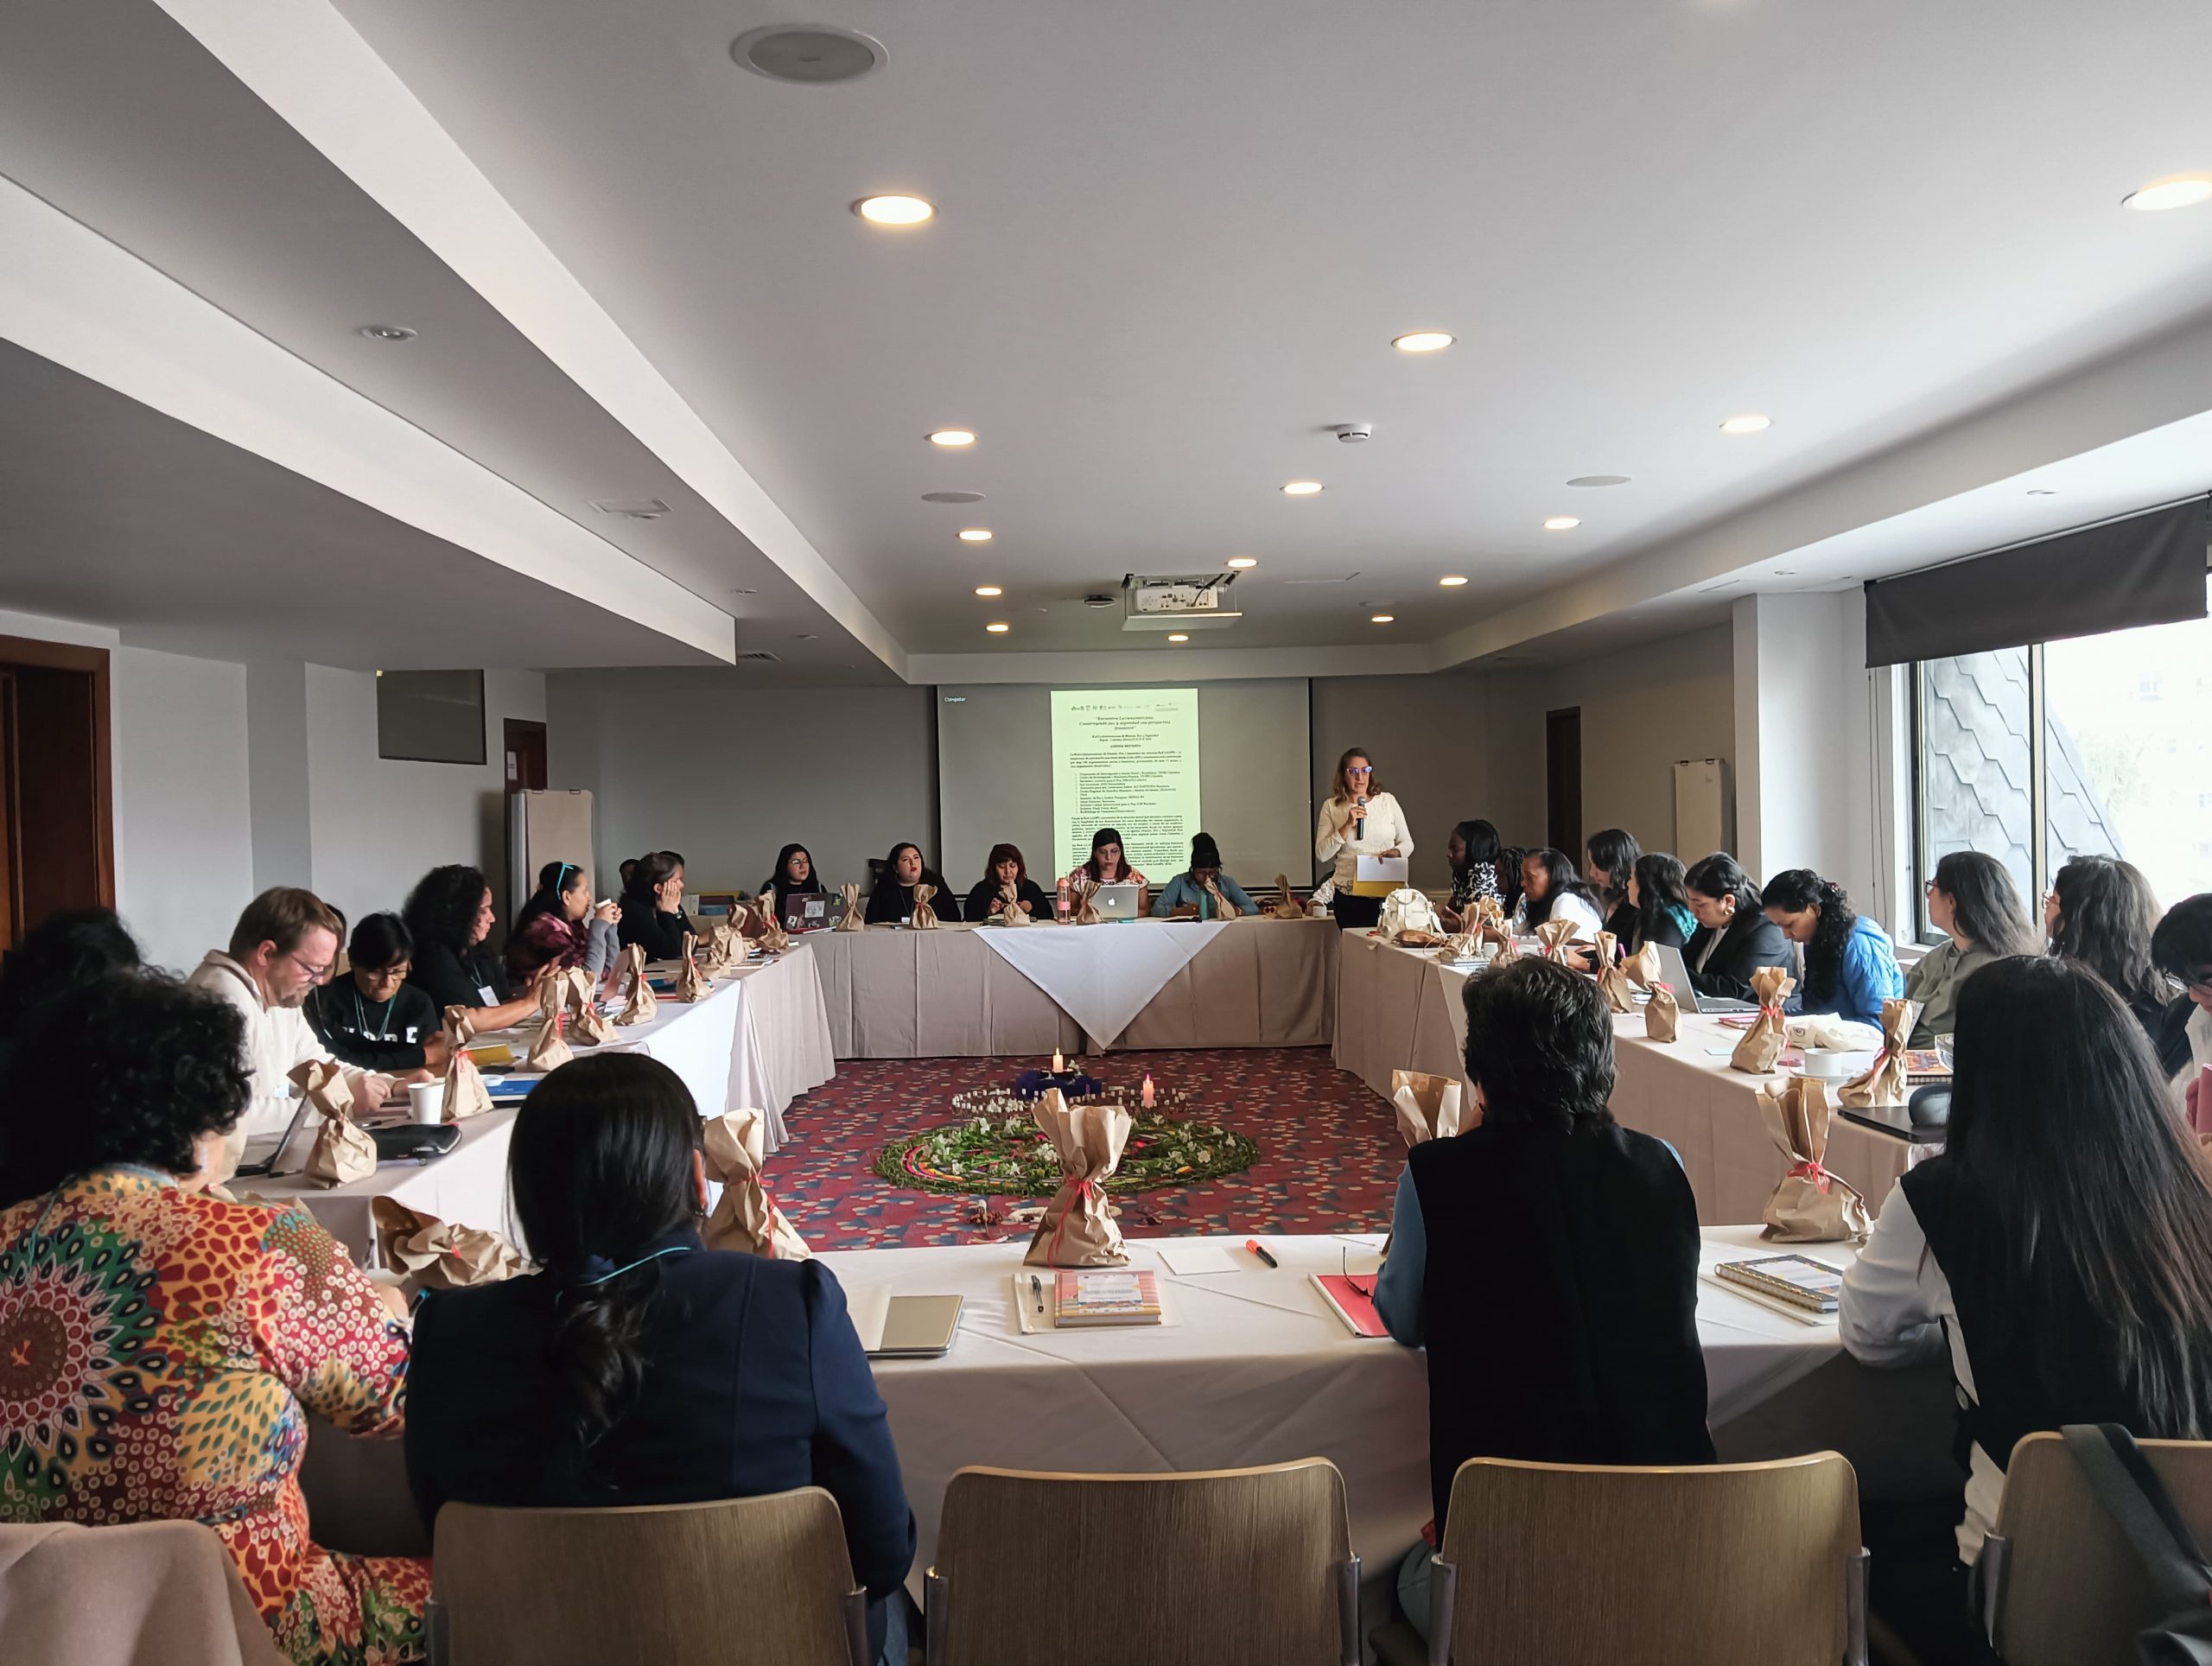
top-left (1314, 747), bottom-right (1414, 930)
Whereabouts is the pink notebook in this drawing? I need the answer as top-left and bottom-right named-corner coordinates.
top-left (1312, 1274), bottom-right (1390, 1339)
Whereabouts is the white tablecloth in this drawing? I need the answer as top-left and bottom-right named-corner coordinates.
top-left (971, 919), bottom-right (1226, 1043)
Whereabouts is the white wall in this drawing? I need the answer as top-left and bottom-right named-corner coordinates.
top-left (110, 646), bottom-right (253, 971)
top-left (1309, 672), bottom-right (1489, 888)
top-left (305, 664), bottom-right (546, 931)
top-left (545, 671), bottom-right (938, 899)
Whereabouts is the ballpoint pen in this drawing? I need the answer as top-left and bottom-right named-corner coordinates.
top-left (1030, 1274), bottom-right (1045, 1314)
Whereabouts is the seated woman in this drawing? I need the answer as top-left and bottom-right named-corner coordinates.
top-left (866, 841), bottom-right (960, 925)
top-left (764, 843), bottom-right (830, 930)
top-left (1494, 844), bottom-right (1527, 920)
top-left (1681, 853), bottom-right (1793, 1003)
top-left (0, 974), bottom-right (426, 1666)
top-left (1905, 851), bottom-right (2037, 1046)
top-left (2047, 854), bottom-right (2174, 1043)
top-left (1438, 819), bottom-right (1503, 932)
top-left (1841, 957), bottom-right (2212, 1637)
top-left (0, 905), bottom-right (140, 1071)
top-left (307, 912), bottom-right (448, 1075)
top-left (403, 864), bottom-right (545, 1032)
top-left (1374, 957), bottom-right (1710, 1639)
top-left (1584, 828), bottom-right (1643, 944)
top-left (965, 843), bottom-right (1051, 924)
top-left (1152, 832), bottom-right (1257, 919)
top-left (404, 1054), bottom-right (915, 1663)
top-left (1509, 848), bottom-right (1605, 943)
top-left (1760, 868), bottom-right (1904, 1027)
top-left (1622, 852), bottom-right (1696, 954)
top-left (2152, 894), bottom-right (2212, 1116)
top-left (617, 851), bottom-right (696, 962)
top-left (506, 861), bottom-right (622, 984)
top-left (1065, 826), bottom-right (1149, 916)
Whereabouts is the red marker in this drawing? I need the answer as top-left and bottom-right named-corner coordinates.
top-left (1245, 1238), bottom-right (1279, 1269)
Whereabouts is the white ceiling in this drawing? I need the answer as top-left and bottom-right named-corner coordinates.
top-left (2, 0), bottom-right (2210, 674)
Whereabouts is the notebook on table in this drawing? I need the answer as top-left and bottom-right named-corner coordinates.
top-left (846, 1288), bottom-right (963, 1358)
top-left (1713, 1254), bottom-right (1843, 1313)
top-left (1312, 1273), bottom-right (1391, 1339)
top-left (1054, 1269), bottom-right (1163, 1326)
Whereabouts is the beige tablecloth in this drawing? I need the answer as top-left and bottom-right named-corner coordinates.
top-left (806, 917), bottom-right (1339, 1057)
top-left (1332, 935), bottom-right (1913, 1225)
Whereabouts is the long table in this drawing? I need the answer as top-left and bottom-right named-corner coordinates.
top-left (1332, 933), bottom-right (1913, 1225)
top-left (247, 944), bottom-right (836, 1264)
top-left (805, 916), bottom-right (1339, 1058)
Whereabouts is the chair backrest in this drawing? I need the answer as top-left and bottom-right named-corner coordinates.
top-left (431, 1488), bottom-right (864, 1666)
top-left (930, 1459), bottom-right (1356, 1666)
top-left (1991, 1432), bottom-right (2212, 1666)
top-left (1438, 1452), bottom-right (1861, 1666)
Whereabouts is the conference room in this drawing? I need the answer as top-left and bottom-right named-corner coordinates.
top-left (5, 4), bottom-right (2212, 1664)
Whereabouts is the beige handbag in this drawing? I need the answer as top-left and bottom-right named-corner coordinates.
top-left (296, 1060), bottom-right (375, 1187)
top-left (440, 1006), bottom-right (495, 1122)
top-left (1840, 996), bottom-right (1923, 1109)
top-left (701, 1108), bottom-right (810, 1260)
top-left (1645, 982), bottom-right (1681, 1042)
top-left (1391, 1068), bottom-right (1466, 1145)
top-left (1729, 966), bottom-right (1797, 1074)
top-left (835, 881), bottom-right (867, 932)
top-left (372, 1198), bottom-right (526, 1294)
top-left (1757, 1076), bottom-right (1871, 1243)
top-left (1592, 930), bottom-right (1637, 1014)
top-left (1023, 1089), bottom-right (1132, 1268)
top-left (908, 883), bottom-right (940, 931)
top-left (614, 943), bottom-right (658, 1026)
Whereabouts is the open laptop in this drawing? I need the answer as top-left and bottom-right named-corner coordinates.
top-left (846, 1288), bottom-right (963, 1358)
top-left (781, 892), bottom-right (833, 932)
top-left (1652, 942), bottom-right (1756, 1014)
top-left (1093, 882), bottom-right (1141, 921)
top-left (233, 1094), bottom-right (315, 1179)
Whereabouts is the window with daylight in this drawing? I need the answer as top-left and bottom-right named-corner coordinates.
top-left (1910, 578), bottom-right (2212, 942)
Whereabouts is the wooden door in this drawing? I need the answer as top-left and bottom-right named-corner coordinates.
top-left (0, 638), bottom-right (113, 949)
top-left (504, 719), bottom-right (548, 792)
top-left (1545, 706), bottom-right (1582, 860)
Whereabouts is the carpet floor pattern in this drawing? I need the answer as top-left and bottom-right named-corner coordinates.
top-left (772, 1046), bottom-right (1404, 1250)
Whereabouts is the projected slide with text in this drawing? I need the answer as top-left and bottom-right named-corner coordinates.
top-left (1050, 688), bottom-right (1201, 878)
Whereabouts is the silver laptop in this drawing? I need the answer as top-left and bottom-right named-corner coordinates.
top-left (849, 1290), bottom-right (964, 1358)
top-left (1653, 942), bottom-right (1755, 1014)
top-left (1094, 882), bottom-right (1141, 921)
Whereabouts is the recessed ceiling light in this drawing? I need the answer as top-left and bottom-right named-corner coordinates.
top-left (1392, 331), bottom-right (1455, 353)
top-left (2124, 175), bottom-right (2212, 213)
top-left (1719, 414), bottom-right (1772, 435)
top-left (359, 324), bottom-right (416, 342)
top-left (1567, 474), bottom-right (1631, 488)
top-left (1281, 480), bottom-right (1324, 495)
top-left (957, 528), bottom-right (993, 543)
top-left (974, 585), bottom-right (1002, 597)
top-left (1543, 516), bottom-right (1581, 531)
top-left (921, 489), bottom-right (985, 504)
top-left (1166, 633), bottom-right (1190, 643)
top-left (1439, 575), bottom-right (1468, 588)
top-left (986, 621), bottom-right (1010, 633)
top-left (855, 194), bottom-right (934, 226)
top-left (928, 429), bottom-right (976, 447)
top-left (1370, 614), bottom-right (1395, 624)
top-left (2026, 488), bottom-right (2059, 497)
top-left (1225, 556), bottom-right (1258, 569)
top-left (734, 25), bottom-right (887, 84)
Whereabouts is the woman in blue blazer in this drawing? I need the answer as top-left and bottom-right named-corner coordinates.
top-left (405, 1055), bottom-right (915, 1662)
top-left (1761, 868), bottom-right (1905, 1026)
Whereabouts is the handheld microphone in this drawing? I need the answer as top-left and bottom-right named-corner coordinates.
top-left (1354, 793), bottom-right (1367, 843)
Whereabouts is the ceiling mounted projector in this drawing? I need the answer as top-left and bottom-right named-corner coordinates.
top-left (1122, 573), bottom-right (1243, 632)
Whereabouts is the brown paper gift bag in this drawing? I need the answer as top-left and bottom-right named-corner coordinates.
top-left (1023, 1088), bottom-right (1132, 1268)
top-left (907, 883), bottom-right (940, 931)
top-left (835, 881), bottom-right (867, 932)
top-left (567, 967), bottom-right (616, 1046)
top-left (1391, 1069), bottom-right (1466, 1145)
top-left (295, 1060), bottom-right (376, 1187)
top-left (1840, 996), bottom-right (1923, 1109)
top-left (1645, 982), bottom-right (1681, 1042)
top-left (441, 1006), bottom-right (495, 1122)
top-left (751, 894), bottom-right (790, 954)
top-left (701, 1108), bottom-right (810, 1260)
top-left (1729, 966), bottom-right (1797, 1074)
top-left (1471, 895), bottom-right (1506, 936)
top-left (993, 882), bottom-right (1031, 926)
top-left (1438, 932), bottom-right (1483, 962)
top-left (1592, 930), bottom-right (1637, 1014)
top-left (1269, 874), bottom-right (1306, 920)
top-left (1533, 919), bottom-right (1579, 961)
top-left (1621, 939), bottom-right (1662, 990)
top-left (669, 932), bottom-right (707, 1002)
top-left (1757, 1076), bottom-right (1871, 1243)
top-left (1491, 932), bottom-right (1521, 964)
top-left (614, 942), bottom-right (658, 1026)
top-left (372, 1198), bottom-right (526, 1294)
top-left (525, 974), bottom-right (573, 1072)
top-left (1068, 879), bottom-right (1102, 926)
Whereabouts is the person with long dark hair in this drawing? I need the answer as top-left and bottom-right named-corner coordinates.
top-left (1314, 748), bottom-right (1413, 930)
top-left (1759, 868), bottom-right (1902, 1026)
top-left (1624, 852), bottom-right (1696, 954)
top-left (1584, 828), bottom-right (1643, 944)
top-left (1064, 826), bottom-right (1152, 916)
top-left (1841, 957), bottom-right (2212, 1631)
top-left (616, 851), bottom-right (696, 963)
top-left (403, 864), bottom-right (545, 1031)
top-left (306, 912), bottom-right (447, 1075)
top-left (763, 843), bottom-right (829, 927)
top-left (0, 905), bottom-right (140, 1058)
top-left (1904, 851), bottom-right (2037, 1046)
top-left (2046, 854), bottom-right (2172, 1040)
top-left (1494, 845), bottom-right (1528, 920)
top-left (1439, 819), bottom-right (1503, 933)
top-left (506, 860), bottom-right (623, 983)
top-left (404, 1054), bottom-right (915, 1663)
top-left (2152, 894), bottom-right (2212, 1118)
top-left (1681, 854), bottom-right (1792, 1004)
top-left (966, 842), bottom-right (1051, 923)
top-left (1510, 848), bottom-right (1604, 942)
top-left (865, 840), bottom-right (959, 925)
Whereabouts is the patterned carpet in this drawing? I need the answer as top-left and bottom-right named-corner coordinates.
top-left (772, 1047), bottom-right (1406, 1250)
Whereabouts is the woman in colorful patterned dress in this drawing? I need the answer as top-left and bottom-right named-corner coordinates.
top-left (0, 972), bottom-right (428, 1666)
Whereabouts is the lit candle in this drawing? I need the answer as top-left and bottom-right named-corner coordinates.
top-left (1141, 1073), bottom-right (1155, 1109)
top-left (1052, 1048), bottom-right (1065, 1074)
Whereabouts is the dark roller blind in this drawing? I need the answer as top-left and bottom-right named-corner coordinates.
top-left (1864, 497), bottom-right (2209, 667)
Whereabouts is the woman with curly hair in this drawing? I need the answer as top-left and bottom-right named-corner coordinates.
top-left (0, 973), bottom-right (428, 1664)
top-left (402, 863), bottom-right (545, 1032)
top-left (1761, 867), bottom-right (1904, 1026)
top-left (2046, 854), bottom-right (2174, 1040)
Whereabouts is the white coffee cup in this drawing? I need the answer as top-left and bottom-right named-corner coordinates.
top-left (408, 1079), bottom-right (444, 1125)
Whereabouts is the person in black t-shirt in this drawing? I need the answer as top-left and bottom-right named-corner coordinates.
top-left (618, 851), bottom-right (697, 962)
top-left (402, 864), bottom-right (547, 1032)
top-left (308, 912), bottom-right (447, 1074)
